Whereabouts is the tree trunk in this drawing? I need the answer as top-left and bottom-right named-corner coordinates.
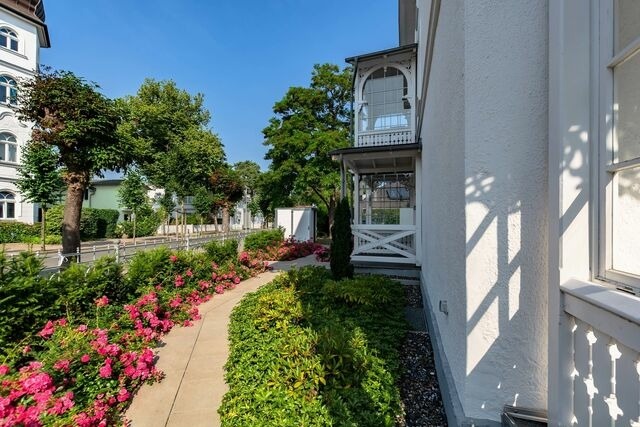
top-left (62, 175), bottom-right (87, 265)
top-left (132, 210), bottom-right (137, 244)
top-left (41, 207), bottom-right (47, 252)
top-left (222, 206), bottom-right (230, 233)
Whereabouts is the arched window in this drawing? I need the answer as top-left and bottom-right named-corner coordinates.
top-left (0, 76), bottom-right (17, 105)
top-left (0, 28), bottom-right (18, 52)
top-left (0, 191), bottom-right (16, 219)
top-left (0, 132), bottom-right (17, 163)
top-left (360, 67), bottom-right (410, 132)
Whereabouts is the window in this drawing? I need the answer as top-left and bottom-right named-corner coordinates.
top-left (0, 28), bottom-right (18, 52)
top-left (601, 0), bottom-right (640, 290)
top-left (0, 76), bottom-right (17, 105)
top-left (360, 67), bottom-right (410, 132)
top-left (358, 173), bottom-right (414, 225)
top-left (0, 191), bottom-right (15, 219)
top-left (0, 132), bottom-right (17, 162)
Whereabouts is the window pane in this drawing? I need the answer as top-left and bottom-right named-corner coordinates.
top-left (615, 0), bottom-right (640, 54)
top-left (10, 39), bottom-right (17, 51)
top-left (0, 87), bottom-right (6, 103)
top-left (613, 50), bottom-right (640, 162)
top-left (8, 144), bottom-right (16, 162)
top-left (612, 167), bottom-right (640, 275)
top-left (0, 34), bottom-right (6, 48)
top-left (9, 87), bottom-right (17, 105)
top-left (6, 202), bottom-right (14, 219)
top-left (0, 143), bottom-right (5, 161)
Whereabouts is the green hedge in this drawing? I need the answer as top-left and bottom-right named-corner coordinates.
top-left (243, 228), bottom-right (284, 252)
top-left (115, 210), bottom-right (162, 238)
top-left (219, 267), bottom-right (407, 426)
top-left (0, 222), bottom-right (40, 243)
top-left (46, 205), bottom-right (120, 240)
top-left (204, 239), bottom-right (238, 264)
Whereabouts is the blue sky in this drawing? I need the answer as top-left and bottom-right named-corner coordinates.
top-left (40, 0), bottom-right (398, 170)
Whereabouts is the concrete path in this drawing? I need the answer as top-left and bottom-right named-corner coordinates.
top-left (126, 255), bottom-right (326, 427)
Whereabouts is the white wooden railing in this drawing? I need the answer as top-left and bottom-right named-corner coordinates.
top-left (356, 129), bottom-right (414, 147)
top-left (560, 280), bottom-right (640, 426)
top-left (351, 224), bottom-right (416, 264)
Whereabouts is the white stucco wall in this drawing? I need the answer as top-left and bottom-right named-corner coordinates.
top-left (0, 8), bottom-right (41, 224)
top-left (419, 0), bottom-right (548, 422)
top-left (419, 0), bottom-right (468, 401)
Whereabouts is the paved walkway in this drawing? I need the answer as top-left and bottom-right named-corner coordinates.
top-left (126, 255), bottom-right (326, 427)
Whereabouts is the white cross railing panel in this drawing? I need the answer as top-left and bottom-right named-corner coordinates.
top-left (351, 224), bottom-right (416, 264)
top-left (356, 129), bottom-right (414, 147)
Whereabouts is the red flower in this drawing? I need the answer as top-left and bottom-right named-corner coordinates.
top-left (38, 320), bottom-right (55, 338)
top-left (169, 254), bottom-right (178, 263)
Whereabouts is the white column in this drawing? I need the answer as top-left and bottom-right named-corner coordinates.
top-left (353, 173), bottom-right (360, 225)
top-left (415, 156), bottom-right (422, 266)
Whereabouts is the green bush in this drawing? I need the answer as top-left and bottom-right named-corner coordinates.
top-left (46, 205), bottom-right (120, 240)
top-left (204, 239), bottom-right (238, 264)
top-left (219, 267), bottom-right (407, 427)
top-left (0, 222), bottom-right (40, 243)
top-left (126, 246), bottom-right (173, 288)
top-left (330, 197), bottom-right (354, 280)
top-left (244, 228), bottom-right (284, 252)
top-left (116, 209), bottom-right (162, 238)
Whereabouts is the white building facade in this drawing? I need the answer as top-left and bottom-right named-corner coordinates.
top-left (0, 0), bottom-right (49, 224)
top-left (337, 0), bottom-right (640, 425)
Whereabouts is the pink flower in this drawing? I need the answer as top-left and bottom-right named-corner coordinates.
top-left (80, 354), bottom-right (90, 364)
top-left (186, 269), bottom-right (193, 277)
top-left (38, 320), bottom-right (55, 338)
top-left (169, 254), bottom-right (178, 263)
top-left (53, 359), bottom-right (71, 373)
top-left (48, 391), bottom-right (74, 415)
top-left (95, 296), bottom-right (109, 307)
top-left (215, 285), bottom-right (225, 294)
top-left (174, 275), bottom-right (184, 287)
top-left (22, 345), bottom-right (31, 355)
top-left (0, 365), bottom-right (9, 376)
top-left (233, 276), bottom-right (241, 284)
top-left (169, 296), bottom-right (183, 308)
top-left (98, 359), bottom-right (112, 378)
top-left (211, 272), bottom-right (217, 280)
top-left (77, 324), bottom-right (88, 332)
top-left (117, 387), bottom-right (131, 403)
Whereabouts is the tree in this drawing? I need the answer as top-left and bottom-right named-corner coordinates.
top-left (330, 197), bottom-right (353, 279)
top-left (209, 166), bottom-right (244, 232)
top-left (118, 171), bottom-right (148, 243)
top-left (192, 186), bottom-right (213, 228)
top-left (156, 191), bottom-right (175, 233)
top-left (16, 143), bottom-right (64, 250)
top-left (18, 69), bottom-right (127, 260)
top-left (263, 63), bottom-right (352, 232)
top-left (233, 161), bottom-right (261, 197)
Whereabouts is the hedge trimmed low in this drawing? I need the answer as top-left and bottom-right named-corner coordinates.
top-left (243, 228), bottom-right (284, 252)
top-left (219, 267), bottom-right (407, 426)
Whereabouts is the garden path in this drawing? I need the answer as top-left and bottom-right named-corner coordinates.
top-left (125, 254), bottom-right (326, 427)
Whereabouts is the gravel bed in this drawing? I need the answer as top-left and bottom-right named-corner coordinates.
top-left (404, 285), bottom-right (424, 308)
top-left (397, 331), bottom-right (447, 427)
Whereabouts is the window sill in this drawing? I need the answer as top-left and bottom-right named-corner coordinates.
top-left (561, 278), bottom-right (640, 327)
top-left (0, 45), bottom-right (27, 60)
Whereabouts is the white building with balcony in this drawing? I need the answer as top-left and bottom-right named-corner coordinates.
top-left (0, 0), bottom-right (49, 224)
top-left (337, 0), bottom-right (640, 425)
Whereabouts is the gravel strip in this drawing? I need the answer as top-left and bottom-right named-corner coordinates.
top-left (404, 285), bottom-right (424, 308)
top-left (397, 331), bottom-right (447, 427)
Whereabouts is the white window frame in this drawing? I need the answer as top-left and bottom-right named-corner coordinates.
top-left (0, 75), bottom-right (17, 106)
top-left (0, 27), bottom-right (19, 52)
top-left (0, 132), bottom-right (18, 163)
top-left (0, 191), bottom-right (16, 219)
top-left (597, 0), bottom-right (640, 292)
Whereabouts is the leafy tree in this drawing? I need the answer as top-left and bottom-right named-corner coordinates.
top-left (209, 166), bottom-right (244, 232)
top-left (233, 160), bottom-right (261, 197)
top-left (18, 68), bottom-right (127, 259)
top-left (330, 197), bottom-right (353, 279)
top-left (192, 186), bottom-right (213, 226)
top-left (16, 143), bottom-right (64, 250)
top-left (156, 191), bottom-right (175, 231)
top-left (118, 171), bottom-right (148, 243)
top-left (263, 63), bottom-right (352, 232)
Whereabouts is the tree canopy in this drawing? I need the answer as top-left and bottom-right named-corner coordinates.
top-left (262, 63), bottom-right (352, 229)
top-left (18, 68), bottom-right (126, 256)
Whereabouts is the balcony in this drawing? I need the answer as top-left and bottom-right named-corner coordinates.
top-left (356, 128), bottom-right (414, 148)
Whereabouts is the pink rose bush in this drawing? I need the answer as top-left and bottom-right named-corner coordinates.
top-left (244, 238), bottom-right (327, 263)
top-left (0, 247), bottom-right (270, 426)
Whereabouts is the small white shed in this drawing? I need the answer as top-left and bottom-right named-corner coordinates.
top-left (275, 207), bottom-right (317, 242)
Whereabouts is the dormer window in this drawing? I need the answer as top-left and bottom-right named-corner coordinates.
top-left (0, 28), bottom-right (18, 52)
top-left (360, 67), bottom-right (410, 132)
top-left (0, 76), bottom-right (17, 105)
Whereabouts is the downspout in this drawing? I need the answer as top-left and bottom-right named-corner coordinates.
top-left (415, 0), bottom-right (441, 144)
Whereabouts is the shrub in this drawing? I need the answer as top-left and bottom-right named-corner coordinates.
top-left (219, 267), bottom-right (407, 427)
top-left (126, 246), bottom-right (173, 288)
top-left (330, 197), bottom-right (353, 279)
top-left (116, 209), bottom-right (162, 238)
top-left (243, 228), bottom-right (284, 252)
top-left (204, 239), bottom-right (238, 264)
top-left (45, 204), bottom-right (64, 235)
top-left (46, 205), bottom-right (120, 240)
top-left (0, 222), bottom-right (40, 243)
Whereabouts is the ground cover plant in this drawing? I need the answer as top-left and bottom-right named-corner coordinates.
top-left (0, 238), bottom-right (272, 426)
top-left (219, 267), bottom-right (407, 426)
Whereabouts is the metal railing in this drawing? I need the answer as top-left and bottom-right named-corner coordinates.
top-left (3, 230), bottom-right (259, 274)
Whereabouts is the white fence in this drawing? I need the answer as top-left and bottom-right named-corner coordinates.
top-left (560, 280), bottom-right (640, 426)
top-left (351, 224), bottom-right (416, 264)
top-left (356, 129), bottom-right (414, 147)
